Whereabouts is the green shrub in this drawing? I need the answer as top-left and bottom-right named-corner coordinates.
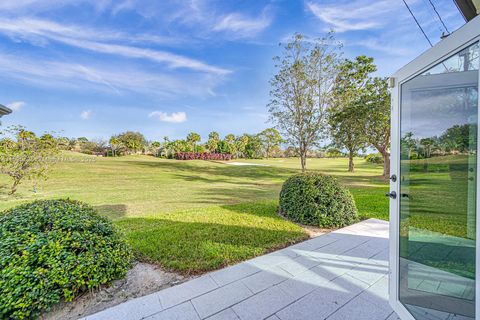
top-left (365, 153), bottom-right (384, 164)
top-left (0, 199), bottom-right (132, 319)
top-left (279, 173), bottom-right (358, 228)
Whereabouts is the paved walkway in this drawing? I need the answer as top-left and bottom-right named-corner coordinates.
top-left (83, 219), bottom-right (398, 320)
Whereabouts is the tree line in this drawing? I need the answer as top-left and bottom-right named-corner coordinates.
top-left (61, 128), bottom-right (284, 160)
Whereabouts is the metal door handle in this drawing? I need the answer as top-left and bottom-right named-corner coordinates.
top-left (386, 191), bottom-right (397, 199)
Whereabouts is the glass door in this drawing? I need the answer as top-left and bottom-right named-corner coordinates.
top-left (399, 42), bottom-right (479, 319)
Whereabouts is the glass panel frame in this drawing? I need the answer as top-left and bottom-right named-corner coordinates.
top-left (388, 17), bottom-right (480, 320)
top-left (398, 44), bottom-right (479, 318)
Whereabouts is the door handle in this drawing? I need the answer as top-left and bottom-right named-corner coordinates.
top-left (386, 191), bottom-right (397, 199)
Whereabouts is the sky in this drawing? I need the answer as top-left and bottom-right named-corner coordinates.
top-left (0, 0), bottom-right (466, 142)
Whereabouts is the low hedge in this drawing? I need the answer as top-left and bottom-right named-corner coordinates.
top-left (0, 199), bottom-right (132, 319)
top-left (175, 152), bottom-right (232, 161)
top-left (279, 173), bottom-right (358, 228)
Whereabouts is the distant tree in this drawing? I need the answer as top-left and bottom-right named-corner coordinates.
top-left (235, 134), bottom-right (249, 158)
top-left (117, 131), bottom-right (147, 154)
top-left (259, 128), bottom-right (283, 159)
top-left (244, 134), bottom-right (263, 159)
top-left (109, 136), bottom-right (122, 157)
top-left (0, 126), bottom-right (59, 194)
top-left (186, 132), bottom-right (201, 152)
top-left (56, 137), bottom-right (70, 150)
top-left (268, 32), bottom-right (342, 171)
top-left (170, 140), bottom-right (191, 153)
top-left (223, 134), bottom-right (237, 155)
top-left (150, 141), bottom-right (161, 157)
top-left (284, 146), bottom-right (298, 158)
top-left (206, 132), bottom-right (220, 153)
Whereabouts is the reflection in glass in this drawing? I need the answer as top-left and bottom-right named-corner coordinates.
top-left (399, 42), bottom-right (479, 319)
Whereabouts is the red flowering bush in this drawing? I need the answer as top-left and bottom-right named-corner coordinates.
top-left (174, 152), bottom-right (232, 161)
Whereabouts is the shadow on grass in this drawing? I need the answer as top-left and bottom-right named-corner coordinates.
top-left (94, 204), bottom-right (128, 219)
top-left (116, 217), bottom-right (307, 274)
top-left (114, 201), bottom-right (307, 274)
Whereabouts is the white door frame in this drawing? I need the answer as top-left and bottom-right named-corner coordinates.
top-left (389, 15), bottom-right (480, 320)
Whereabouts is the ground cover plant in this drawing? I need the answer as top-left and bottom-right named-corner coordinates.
top-left (0, 199), bottom-right (132, 319)
top-left (0, 153), bottom-right (389, 274)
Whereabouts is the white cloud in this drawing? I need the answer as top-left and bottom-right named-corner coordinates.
top-left (306, 0), bottom-right (401, 32)
top-left (213, 11), bottom-right (272, 38)
top-left (7, 101), bottom-right (25, 111)
top-left (148, 111), bottom-right (187, 123)
top-left (80, 110), bottom-right (92, 120)
top-left (0, 52), bottom-right (226, 97)
top-left (0, 18), bottom-right (230, 75)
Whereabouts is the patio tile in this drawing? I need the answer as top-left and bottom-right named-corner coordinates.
top-left (209, 263), bottom-right (260, 286)
top-left (278, 271), bottom-right (371, 320)
top-left (84, 292), bottom-right (162, 320)
top-left (232, 285), bottom-right (296, 320)
top-left (191, 281), bottom-right (253, 319)
top-left (386, 313), bottom-right (401, 320)
top-left (241, 266), bottom-right (292, 293)
top-left (205, 308), bottom-right (239, 320)
top-left (145, 301), bottom-right (200, 320)
top-left (277, 254), bottom-right (321, 276)
top-left (346, 262), bottom-right (388, 285)
top-left (266, 316), bottom-right (282, 320)
top-left (158, 275), bottom-right (218, 309)
top-left (325, 294), bottom-right (392, 320)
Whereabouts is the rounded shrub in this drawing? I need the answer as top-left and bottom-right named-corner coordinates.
top-left (279, 173), bottom-right (358, 228)
top-left (0, 199), bottom-right (132, 319)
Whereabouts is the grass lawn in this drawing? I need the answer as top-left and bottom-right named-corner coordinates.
top-left (0, 153), bottom-right (389, 274)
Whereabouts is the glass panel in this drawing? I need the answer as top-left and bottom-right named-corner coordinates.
top-left (399, 42), bottom-right (479, 319)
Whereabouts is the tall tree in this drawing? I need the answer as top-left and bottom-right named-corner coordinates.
top-left (268, 33), bottom-right (341, 171)
top-left (259, 128), bottom-right (283, 158)
top-left (329, 56), bottom-right (375, 172)
top-left (206, 132), bottom-right (220, 153)
top-left (358, 77), bottom-right (391, 178)
top-left (186, 132), bottom-right (201, 152)
top-left (328, 106), bottom-right (366, 172)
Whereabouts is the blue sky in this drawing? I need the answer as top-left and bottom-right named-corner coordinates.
top-left (0, 0), bottom-right (465, 142)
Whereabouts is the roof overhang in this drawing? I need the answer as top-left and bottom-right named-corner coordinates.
top-left (0, 104), bottom-right (12, 117)
top-left (455, 0), bottom-right (480, 21)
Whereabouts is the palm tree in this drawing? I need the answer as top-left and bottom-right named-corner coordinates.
top-left (187, 132), bottom-right (201, 152)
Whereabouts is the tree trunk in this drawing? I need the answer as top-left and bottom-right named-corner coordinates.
top-left (348, 150), bottom-right (354, 172)
top-left (10, 179), bottom-right (20, 195)
top-left (300, 151), bottom-right (307, 172)
top-left (382, 150), bottom-right (390, 179)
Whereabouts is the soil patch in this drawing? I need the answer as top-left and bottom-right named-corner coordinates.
top-left (41, 262), bottom-right (187, 320)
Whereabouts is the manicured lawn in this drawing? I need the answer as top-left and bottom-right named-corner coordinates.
top-left (0, 153), bottom-right (388, 274)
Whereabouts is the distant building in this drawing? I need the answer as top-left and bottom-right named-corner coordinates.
top-left (0, 104), bottom-right (12, 118)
